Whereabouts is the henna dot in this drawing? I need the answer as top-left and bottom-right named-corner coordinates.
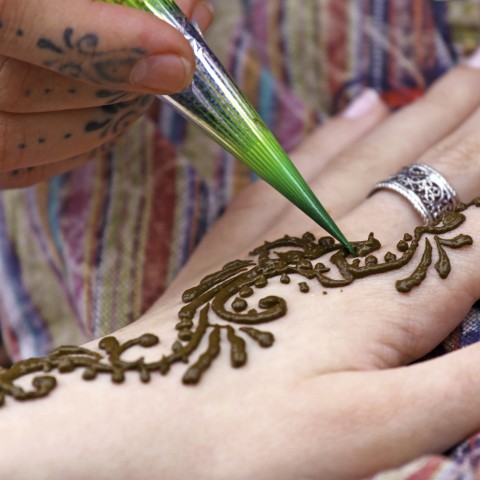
top-left (323, 291), bottom-right (328, 295)
top-left (67, 88), bottom-right (77, 94)
top-left (64, 133), bottom-right (72, 139)
top-left (404, 233), bottom-right (413, 241)
top-left (365, 255), bottom-right (378, 266)
top-left (232, 297), bottom-right (248, 312)
top-left (17, 143), bottom-right (26, 150)
top-left (239, 286), bottom-right (254, 298)
top-left (44, 88), bottom-right (53, 95)
top-left (255, 276), bottom-right (268, 288)
top-left (302, 232), bottom-right (315, 241)
top-left (11, 169), bottom-right (20, 176)
top-left (280, 273), bottom-right (290, 284)
top-left (298, 282), bottom-right (310, 293)
top-left (258, 296), bottom-right (281, 309)
top-left (27, 167), bottom-right (34, 173)
top-left (38, 137), bottom-right (46, 144)
top-left (82, 369), bottom-right (97, 381)
top-left (16, 29), bottom-right (24, 37)
top-left (178, 329), bottom-right (193, 342)
top-left (0, 20), bottom-right (3, 29)
top-left (397, 240), bottom-right (409, 252)
top-left (176, 319), bottom-right (193, 331)
top-left (384, 252), bottom-right (397, 262)
top-left (352, 259), bottom-right (360, 267)
top-left (24, 89), bottom-right (31, 98)
top-left (139, 334), bottom-right (159, 348)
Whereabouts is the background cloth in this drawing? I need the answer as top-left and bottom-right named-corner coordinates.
top-left (0, 1), bottom-right (479, 477)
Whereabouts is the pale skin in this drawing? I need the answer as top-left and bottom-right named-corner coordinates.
top-left (0, 0), bottom-right (213, 188)
top-left (2, 22), bottom-right (480, 480)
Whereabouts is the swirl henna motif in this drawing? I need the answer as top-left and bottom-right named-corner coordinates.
top-left (37, 28), bottom-right (146, 84)
top-left (0, 199), bottom-right (478, 406)
top-left (85, 95), bottom-right (152, 138)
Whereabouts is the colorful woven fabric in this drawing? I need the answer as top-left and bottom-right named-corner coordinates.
top-left (0, 0), bottom-right (479, 477)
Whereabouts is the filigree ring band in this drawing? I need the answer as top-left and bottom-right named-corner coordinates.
top-left (369, 163), bottom-right (459, 224)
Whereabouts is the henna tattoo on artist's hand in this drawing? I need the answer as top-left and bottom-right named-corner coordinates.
top-left (0, 199), bottom-right (478, 405)
top-left (85, 94), bottom-right (152, 138)
top-left (37, 27), bottom-right (146, 84)
top-left (9, 94), bottom-right (151, 159)
top-left (95, 89), bottom-right (131, 104)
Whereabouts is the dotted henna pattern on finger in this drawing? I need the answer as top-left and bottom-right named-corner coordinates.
top-left (0, 199), bottom-right (478, 406)
top-left (37, 28), bottom-right (146, 84)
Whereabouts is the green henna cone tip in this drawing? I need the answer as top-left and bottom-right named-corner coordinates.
top-left (98, 0), bottom-right (353, 253)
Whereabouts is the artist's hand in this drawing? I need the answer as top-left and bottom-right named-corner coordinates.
top-left (4, 53), bottom-right (480, 480)
top-left (0, 0), bottom-right (213, 188)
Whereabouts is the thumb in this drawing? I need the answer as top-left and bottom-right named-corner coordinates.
top-left (0, 0), bottom-right (197, 94)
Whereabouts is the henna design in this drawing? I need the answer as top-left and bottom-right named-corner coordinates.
top-left (95, 89), bottom-right (131, 104)
top-left (85, 95), bottom-right (152, 138)
top-left (37, 28), bottom-right (146, 84)
top-left (0, 199), bottom-right (478, 405)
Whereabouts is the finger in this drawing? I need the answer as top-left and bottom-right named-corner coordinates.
top-left (0, 0), bottom-right (198, 94)
top-left (0, 56), bottom-right (137, 113)
top-left (270, 55), bottom-right (480, 238)
top-left (324, 55), bottom-right (480, 216)
top-left (176, 0), bottom-right (215, 31)
top-left (348, 69), bottom-right (480, 239)
top-left (300, 347), bottom-right (480, 479)
top-left (0, 140), bottom-right (118, 188)
top-left (0, 95), bottom-right (152, 171)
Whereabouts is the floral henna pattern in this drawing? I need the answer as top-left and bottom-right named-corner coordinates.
top-left (0, 198), bottom-right (478, 406)
top-left (37, 28), bottom-right (146, 84)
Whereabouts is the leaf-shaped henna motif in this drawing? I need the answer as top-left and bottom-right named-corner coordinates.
top-left (0, 199), bottom-right (478, 405)
top-left (396, 238), bottom-right (433, 293)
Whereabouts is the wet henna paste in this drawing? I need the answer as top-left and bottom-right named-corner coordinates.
top-left (0, 199), bottom-right (478, 405)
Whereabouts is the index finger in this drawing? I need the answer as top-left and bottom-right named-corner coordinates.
top-left (0, 0), bottom-right (197, 93)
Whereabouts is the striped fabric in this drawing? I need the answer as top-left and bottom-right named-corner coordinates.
top-left (0, 1), bottom-right (479, 477)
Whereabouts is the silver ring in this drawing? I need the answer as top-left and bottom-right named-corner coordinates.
top-left (369, 163), bottom-right (459, 224)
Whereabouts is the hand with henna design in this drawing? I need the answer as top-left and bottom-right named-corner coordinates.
top-left (2, 51), bottom-right (480, 479)
top-left (0, 0), bottom-right (213, 188)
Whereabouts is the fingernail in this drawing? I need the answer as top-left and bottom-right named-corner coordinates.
top-left (342, 89), bottom-right (380, 119)
top-left (464, 46), bottom-right (480, 69)
top-left (130, 55), bottom-right (193, 93)
top-left (192, 1), bottom-right (214, 29)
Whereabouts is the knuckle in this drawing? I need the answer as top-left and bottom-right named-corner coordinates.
top-left (426, 134), bottom-right (480, 172)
